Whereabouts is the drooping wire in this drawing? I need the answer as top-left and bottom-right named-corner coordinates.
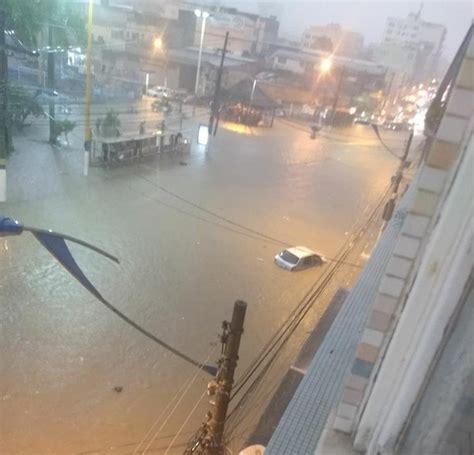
top-left (137, 347), bottom-right (217, 455)
top-left (160, 389), bottom-right (209, 455)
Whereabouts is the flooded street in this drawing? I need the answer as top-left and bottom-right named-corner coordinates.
top-left (1, 113), bottom-right (405, 454)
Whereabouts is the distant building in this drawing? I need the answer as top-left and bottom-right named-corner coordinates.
top-left (301, 24), bottom-right (364, 57)
top-left (72, 1), bottom-right (197, 96)
top-left (269, 47), bottom-right (386, 108)
top-left (190, 5), bottom-right (280, 57)
top-left (377, 10), bottom-right (446, 81)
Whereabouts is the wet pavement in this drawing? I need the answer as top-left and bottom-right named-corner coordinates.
top-left (0, 106), bottom-right (407, 454)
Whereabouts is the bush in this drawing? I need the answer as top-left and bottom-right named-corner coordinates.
top-left (51, 119), bottom-right (77, 145)
top-left (101, 109), bottom-right (121, 137)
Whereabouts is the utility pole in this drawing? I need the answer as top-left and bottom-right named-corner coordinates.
top-left (185, 300), bottom-right (247, 455)
top-left (47, 26), bottom-right (55, 144)
top-left (330, 66), bottom-right (345, 127)
top-left (0, 4), bottom-right (8, 201)
top-left (83, 0), bottom-right (94, 176)
top-left (208, 32), bottom-right (228, 136)
top-left (383, 130), bottom-right (414, 222)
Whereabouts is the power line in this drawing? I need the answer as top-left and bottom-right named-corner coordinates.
top-left (224, 185), bottom-right (390, 431)
top-left (137, 347), bottom-right (217, 455)
top-left (161, 389), bottom-right (208, 455)
top-left (132, 170), bottom-right (365, 269)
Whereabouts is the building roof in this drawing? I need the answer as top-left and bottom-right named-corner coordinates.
top-left (167, 47), bottom-right (256, 68)
top-left (225, 78), bottom-right (280, 109)
top-left (271, 48), bottom-right (387, 75)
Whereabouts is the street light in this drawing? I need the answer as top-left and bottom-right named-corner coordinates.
top-left (153, 36), bottom-right (167, 88)
top-left (153, 37), bottom-right (163, 50)
top-left (194, 9), bottom-right (210, 101)
top-left (320, 57), bottom-right (333, 74)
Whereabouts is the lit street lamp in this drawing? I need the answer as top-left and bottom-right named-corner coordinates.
top-left (194, 9), bottom-right (210, 100)
top-left (320, 57), bottom-right (333, 74)
top-left (153, 36), bottom-right (168, 88)
top-left (153, 37), bottom-right (163, 50)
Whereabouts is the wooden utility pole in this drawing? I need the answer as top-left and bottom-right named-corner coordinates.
top-left (185, 300), bottom-right (247, 455)
top-left (0, 4), bottom-right (8, 201)
top-left (47, 26), bottom-right (55, 144)
top-left (208, 32), bottom-right (229, 136)
top-left (382, 130), bottom-right (414, 222)
top-left (330, 66), bottom-right (345, 127)
top-left (83, 0), bottom-right (94, 176)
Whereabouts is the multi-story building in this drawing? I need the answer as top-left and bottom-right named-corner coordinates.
top-left (378, 11), bottom-right (446, 81)
top-left (301, 24), bottom-right (364, 57)
top-left (70, 1), bottom-right (196, 96)
top-left (187, 3), bottom-right (280, 57)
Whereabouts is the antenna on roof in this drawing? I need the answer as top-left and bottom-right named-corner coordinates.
top-left (416, 2), bottom-right (424, 20)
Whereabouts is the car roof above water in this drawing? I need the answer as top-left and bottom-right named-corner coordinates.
top-left (286, 246), bottom-right (317, 259)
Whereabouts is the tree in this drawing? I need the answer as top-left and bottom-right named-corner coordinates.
top-left (4, 0), bottom-right (85, 48)
top-left (8, 86), bottom-right (44, 128)
top-left (101, 110), bottom-right (121, 138)
top-left (50, 119), bottom-right (76, 145)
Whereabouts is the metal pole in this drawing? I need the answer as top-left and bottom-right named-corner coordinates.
top-left (47, 26), bottom-right (55, 144)
top-left (193, 14), bottom-right (207, 115)
top-left (330, 66), bottom-right (345, 127)
top-left (393, 130), bottom-right (413, 194)
top-left (207, 300), bottom-right (247, 454)
top-left (209, 32), bottom-right (229, 135)
top-left (83, 0), bottom-right (94, 176)
top-left (0, 5), bottom-right (8, 201)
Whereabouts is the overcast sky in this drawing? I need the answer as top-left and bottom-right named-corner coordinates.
top-left (216, 1), bottom-right (472, 59)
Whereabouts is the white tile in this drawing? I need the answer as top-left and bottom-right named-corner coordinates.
top-left (386, 255), bottom-right (413, 279)
top-left (446, 88), bottom-right (474, 118)
top-left (402, 213), bottom-right (430, 237)
top-left (380, 275), bottom-right (405, 298)
top-left (411, 190), bottom-right (439, 217)
top-left (361, 328), bottom-right (384, 348)
top-left (419, 166), bottom-right (448, 194)
top-left (337, 402), bottom-right (357, 420)
top-left (333, 416), bottom-right (353, 434)
top-left (393, 234), bottom-right (420, 259)
top-left (437, 115), bottom-right (468, 145)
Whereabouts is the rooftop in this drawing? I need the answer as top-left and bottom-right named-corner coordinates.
top-left (271, 48), bottom-right (387, 75)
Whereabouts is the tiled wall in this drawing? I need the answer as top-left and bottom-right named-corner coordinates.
top-left (332, 33), bottom-right (474, 436)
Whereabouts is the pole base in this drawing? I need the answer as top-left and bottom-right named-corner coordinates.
top-left (0, 167), bottom-right (6, 202)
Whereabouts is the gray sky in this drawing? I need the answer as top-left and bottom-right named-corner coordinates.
top-left (217, 1), bottom-right (472, 59)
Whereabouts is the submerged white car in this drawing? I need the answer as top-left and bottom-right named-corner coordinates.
top-left (274, 246), bottom-right (326, 271)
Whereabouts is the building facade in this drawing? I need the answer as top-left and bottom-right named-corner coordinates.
top-left (192, 6), bottom-right (280, 57)
top-left (302, 24), bottom-right (364, 57)
top-left (378, 11), bottom-right (446, 82)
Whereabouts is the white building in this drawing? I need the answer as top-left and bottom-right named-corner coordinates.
top-left (378, 11), bottom-right (446, 81)
top-left (302, 24), bottom-right (364, 57)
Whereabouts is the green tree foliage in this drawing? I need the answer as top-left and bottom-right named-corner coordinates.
top-left (8, 86), bottom-right (44, 128)
top-left (4, 0), bottom-right (85, 48)
top-left (101, 110), bottom-right (121, 138)
top-left (50, 119), bottom-right (77, 144)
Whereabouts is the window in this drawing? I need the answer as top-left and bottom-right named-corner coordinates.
top-left (280, 251), bottom-right (299, 264)
top-left (111, 30), bottom-right (124, 39)
top-left (302, 257), bottom-right (313, 266)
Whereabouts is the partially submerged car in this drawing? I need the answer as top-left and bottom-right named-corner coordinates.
top-left (274, 246), bottom-right (326, 271)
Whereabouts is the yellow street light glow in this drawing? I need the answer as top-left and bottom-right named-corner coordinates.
top-left (153, 37), bottom-right (163, 50)
top-left (320, 58), bottom-right (333, 74)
